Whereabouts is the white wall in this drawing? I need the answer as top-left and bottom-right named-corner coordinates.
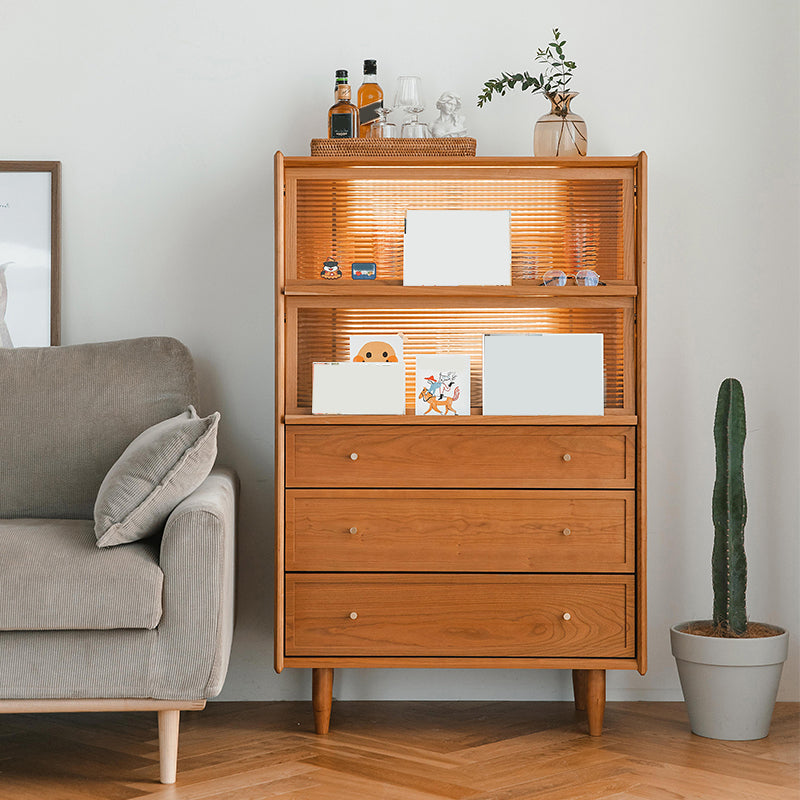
top-left (2, 0), bottom-right (797, 702)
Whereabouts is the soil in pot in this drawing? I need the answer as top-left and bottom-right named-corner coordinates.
top-left (679, 621), bottom-right (785, 638)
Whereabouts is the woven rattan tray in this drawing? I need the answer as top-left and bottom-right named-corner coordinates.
top-left (310, 137), bottom-right (477, 157)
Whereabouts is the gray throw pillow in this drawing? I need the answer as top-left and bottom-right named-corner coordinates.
top-left (94, 406), bottom-right (220, 547)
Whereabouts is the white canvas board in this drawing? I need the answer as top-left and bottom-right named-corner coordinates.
top-left (482, 334), bottom-right (604, 415)
top-left (403, 209), bottom-right (511, 286)
top-left (414, 354), bottom-right (471, 416)
top-left (0, 171), bottom-right (52, 347)
top-left (349, 333), bottom-right (404, 363)
top-left (312, 362), bottom-right (406, 415)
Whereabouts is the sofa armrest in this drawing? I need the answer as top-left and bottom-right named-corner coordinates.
top-left (150, 466), bottom-right (238, 699)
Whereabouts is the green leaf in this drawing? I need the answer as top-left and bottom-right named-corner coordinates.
top-left (478, 27), bottom-right (576, 107)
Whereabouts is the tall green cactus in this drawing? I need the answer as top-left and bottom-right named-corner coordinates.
top-left (711, 378), bottom-right (748, 635)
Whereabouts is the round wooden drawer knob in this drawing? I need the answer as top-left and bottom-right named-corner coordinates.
top-left (562, 612), bottom-right (572, 621)
top-left (562, 528), bottom-right (571, 536)
top-left (349, 452), bottom-right (359, 461)
top-left (349, 611), bottom-right (358, 620)
top-left (562, 453), bottom-right (572, 462)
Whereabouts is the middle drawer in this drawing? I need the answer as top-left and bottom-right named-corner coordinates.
top-left (286, 489), bottom-right (635, 573)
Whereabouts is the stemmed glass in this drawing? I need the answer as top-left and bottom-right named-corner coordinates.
top-left (394, 76), bottom-right (431, 138)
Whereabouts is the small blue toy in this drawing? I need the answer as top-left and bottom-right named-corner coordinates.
top-left (351, 262), bottom-right (377, 280)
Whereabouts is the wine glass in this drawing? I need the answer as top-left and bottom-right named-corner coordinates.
top-left (394, 76), bottom-right (431, 138)
top-left (367, 106), bottom-right (397, 138)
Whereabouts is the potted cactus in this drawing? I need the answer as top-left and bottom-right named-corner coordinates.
top-left (670, 378), bottom-right (789, 740)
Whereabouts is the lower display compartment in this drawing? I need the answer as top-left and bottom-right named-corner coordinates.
top-left (285, 574), bottom-right (635, 659)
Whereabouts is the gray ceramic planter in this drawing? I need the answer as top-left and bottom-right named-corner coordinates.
top-left (670, 622), bottom-right (789, 740)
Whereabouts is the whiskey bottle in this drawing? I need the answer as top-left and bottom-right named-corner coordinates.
top-left (328, 70), bottom-right (358, 139)
top-left (357, 59), bottom-right (383, 137)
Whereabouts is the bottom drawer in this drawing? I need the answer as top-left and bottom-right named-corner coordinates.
top-left (285, 575), bottom-right (634, 658)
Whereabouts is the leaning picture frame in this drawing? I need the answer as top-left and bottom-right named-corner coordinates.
top-left (0, 161), bottom-right (61, 347)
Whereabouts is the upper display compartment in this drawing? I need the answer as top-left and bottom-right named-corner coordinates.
top-left (279, 158), bottom-right (640, 287)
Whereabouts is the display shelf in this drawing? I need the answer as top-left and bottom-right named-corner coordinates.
top-left (284, 410), bottom-right (637, 426)
top-left (285, 157), bottom-right (636, 283)
top-left (289, 303), bottom-right (633, 413)
top-left (284, 280), bottom-right (638, 298)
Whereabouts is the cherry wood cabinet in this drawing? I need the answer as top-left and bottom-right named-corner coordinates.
top-left (274, 153), bottom-right (647, 737)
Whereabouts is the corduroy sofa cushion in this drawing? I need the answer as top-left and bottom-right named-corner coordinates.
top-left (0, 519), bottom-right (163, 631)
top-left (94, 406), bottom-right (220, 547)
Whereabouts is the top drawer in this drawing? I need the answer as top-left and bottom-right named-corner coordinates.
top-left (286, 426), bottom-right (635, 489)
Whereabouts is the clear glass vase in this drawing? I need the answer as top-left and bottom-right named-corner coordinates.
top-left (534, 92), bottom-right (587, 157)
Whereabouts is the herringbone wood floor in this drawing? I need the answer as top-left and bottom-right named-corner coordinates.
top-left (0, 702), bottom-right (797, 799)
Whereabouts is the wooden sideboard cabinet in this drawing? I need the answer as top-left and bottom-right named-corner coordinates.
top-left (274, 153), bottom-right (647, 737)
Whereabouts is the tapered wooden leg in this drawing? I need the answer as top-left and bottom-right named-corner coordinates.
top-left (585, 669), bottom-right (606, 736)
top-left (157, 709), bottom-right (180, 784)
top-left (572, 669), bottom-right (588, 712)
top-left (312, 667), bottom-right (334, 734)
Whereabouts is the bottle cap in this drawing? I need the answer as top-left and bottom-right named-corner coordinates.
top-left (335, 69), bottom-right (348, 82)
top-left (363, 60), bottom-right (377, 74)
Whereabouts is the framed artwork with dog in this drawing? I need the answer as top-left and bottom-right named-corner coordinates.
top-left (414, 354), bottom-right (471, 416)
top-left (0, 162), bottom-right (61, 347)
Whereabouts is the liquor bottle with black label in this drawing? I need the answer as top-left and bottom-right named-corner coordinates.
top-left (357, 59), bottom-right (383, 137)
top-left (328, 70), bottom-right (358, 139)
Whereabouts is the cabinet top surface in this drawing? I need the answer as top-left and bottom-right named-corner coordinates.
top-left (277, 153), bottom-right (646, 170)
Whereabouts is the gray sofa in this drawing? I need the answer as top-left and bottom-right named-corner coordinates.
top-left (0, 337), bottom-right (237, 784)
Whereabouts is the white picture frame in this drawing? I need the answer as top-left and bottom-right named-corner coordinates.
top-left (403, 209), bottom-right (511, 286)
top-left (414, 354), bottom-right (471, 416)
top-left (482, 333), bottom-right (604, 415)
top-left (0, 162), bottom-right (61, 347)
top-left (312, 362), bottom-right (406, 415)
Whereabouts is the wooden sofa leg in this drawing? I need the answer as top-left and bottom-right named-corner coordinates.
top-left (158, 709), bottom-right (180, 784)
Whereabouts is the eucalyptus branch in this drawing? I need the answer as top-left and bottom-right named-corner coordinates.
top-left (477, 28), bottom-right (578, 108)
